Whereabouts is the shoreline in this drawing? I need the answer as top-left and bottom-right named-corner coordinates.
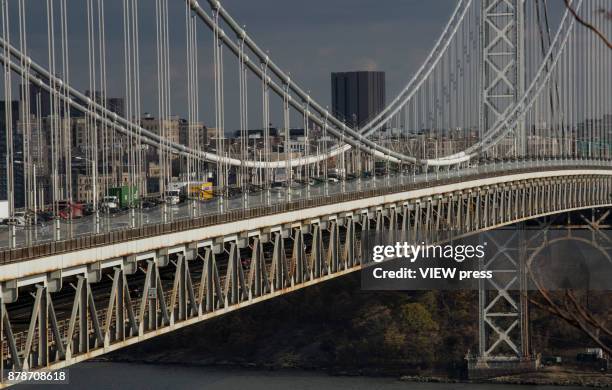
top-left (93, 356), bottom-right (612, 388)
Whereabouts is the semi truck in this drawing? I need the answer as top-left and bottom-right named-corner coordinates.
top-left (107, 186), bottom-right (139, 209)
top-left (56, 200), bottom-right (84, 219)
top-left (168, 181), bottom-right (214, 201)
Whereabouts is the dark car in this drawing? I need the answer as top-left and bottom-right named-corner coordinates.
top-left (141, 198), bottom-right (161, 209)
top-left (82, 203), bottom-right (95, 216)
top-left (36, 210), bottom-right (55, 222)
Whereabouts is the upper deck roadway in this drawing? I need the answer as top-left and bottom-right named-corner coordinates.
top-left (0, 159), bottom-right (610, 268)
top-left (0, 159), bottom-right (607, 252)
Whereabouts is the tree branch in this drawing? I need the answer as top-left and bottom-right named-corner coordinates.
top-left (566, 290), bottom-right (612, 338)
top-left (563, 295), bottom-right (612, 356)
top-left (527, 258), bottom-right (611, 353)
top-left (564, 0), bottom-right (612, 49)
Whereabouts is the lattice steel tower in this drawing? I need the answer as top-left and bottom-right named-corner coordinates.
top-left (480, 0), bottom-right (526, 156)
top-left (476, 0), bottom-right (533, 372)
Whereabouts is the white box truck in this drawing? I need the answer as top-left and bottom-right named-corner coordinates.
top-left (0, 200), bottom-right (8, 222)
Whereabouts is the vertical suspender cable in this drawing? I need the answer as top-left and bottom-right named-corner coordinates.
top-left (132, 0), bottom-right (138, 194)
top-left (124, 0), bottom-right (133, 195)
top-left (185, 1), bottom-right (193, 190)
top-left (155, 0), bottom-right (165, 198)
top-left (2, 0), bottom-right (14, 232)
top-left (86, 0), bottom-right (99, 214)
top-left (262, 59), bottom-right (269, 188)
top-left (100, 0), bottom-right (109, 202)
top-left (283, 83), bottom-right (291, 190)
top-left (18, 0), bottom-right (31, 213)
top-left (60, 0), bottom-right (71, 210)
top-left (46, 0), bottom-right (61, 233)
top-left (212, 8), bottom-right (223, 193)
top-left (163, 0), bottom-right (171, 190)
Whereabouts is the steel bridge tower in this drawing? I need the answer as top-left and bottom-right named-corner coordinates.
top-left (480, 0), bottom-right (526, 156)
top-left (475, 0), bottom-right (533, 375)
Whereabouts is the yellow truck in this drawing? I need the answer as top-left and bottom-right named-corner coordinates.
top-left (189, 182), bottom-right (214, 200)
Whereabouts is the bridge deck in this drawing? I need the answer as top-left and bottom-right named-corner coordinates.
top-left (0, 160), bottom-right (610, 269)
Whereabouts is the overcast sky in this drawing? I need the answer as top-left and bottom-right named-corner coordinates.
top-left (7, 1), bottom-right (460, 129)
top-left (218, 0), bottom-right (457, 100)
top-left (6, 1), bottom-right (572, 129)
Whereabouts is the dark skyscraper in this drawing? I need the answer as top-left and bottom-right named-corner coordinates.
top-left (331, 71), bottom-right (386, 129)
top-left (107, 97), bottom-right (126, 118)
top-left (24, 83), bottom-right (51, 118)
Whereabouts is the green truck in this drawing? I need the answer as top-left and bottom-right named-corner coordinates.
top-left (107, 186), bottom-right (139, 209)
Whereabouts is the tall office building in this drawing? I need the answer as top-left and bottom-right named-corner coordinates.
top-left (24, 83), bottom-right (51, 118)
top-left (331, 71), bottom-right (386, 129)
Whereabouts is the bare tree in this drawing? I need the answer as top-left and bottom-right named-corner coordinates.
top-left (527, 261), bottom-right (612, 355)
top-left (564, 0), bottom-right (612, 49)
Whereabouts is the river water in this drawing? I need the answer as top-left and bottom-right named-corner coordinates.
top-left (14, 362), bottom-right (587, 390)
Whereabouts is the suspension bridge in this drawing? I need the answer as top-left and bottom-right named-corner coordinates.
top-left (0, 0), bottom-right (611, 385)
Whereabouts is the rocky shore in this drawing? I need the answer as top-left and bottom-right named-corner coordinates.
top-left (488, 369), bottom-right (612, 388)
top-left (95, 354), bottom-right (612, 388)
